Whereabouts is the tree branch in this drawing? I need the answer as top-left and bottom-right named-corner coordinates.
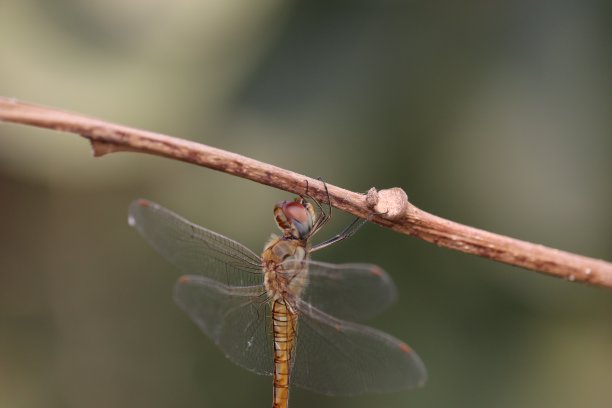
top-left (1, 96), bottom-right (610, 289)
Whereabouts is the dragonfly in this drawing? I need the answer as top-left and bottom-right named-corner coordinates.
top-left (128, 192), bottom-right (426, 408)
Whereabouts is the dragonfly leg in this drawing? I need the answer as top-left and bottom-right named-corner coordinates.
top-left (310, 215), bottom-right (369, 252)
top-left (303, 178), bottom-right (332, 237)
top-left (309, 202), bottom-right (389, 252)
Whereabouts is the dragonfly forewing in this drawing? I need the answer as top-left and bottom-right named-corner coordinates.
top-left (129, 199), bottom-right (262, 286)
top-left (285, 260), bottom-right (397, 322)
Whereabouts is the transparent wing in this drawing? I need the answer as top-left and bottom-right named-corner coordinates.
top-left (129, 199), bottom-right (262, 286)
top-left (174, 275), bottom-right (273, 376)
top-left (282, 260), bottom-right (396, 321)
top-left (291, 299), bottom-right (427, 395)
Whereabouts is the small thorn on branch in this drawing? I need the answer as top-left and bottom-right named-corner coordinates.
top-left (90, 140), bottom-right (140, 157)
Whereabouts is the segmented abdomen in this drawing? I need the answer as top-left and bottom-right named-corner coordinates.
top-left (272, 299), bottom-right (298, 408)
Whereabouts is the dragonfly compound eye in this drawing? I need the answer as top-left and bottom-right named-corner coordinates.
top-left (282, 201), bottom-right (309, 224)
top-left (272, 201), bottom-right (314, 239)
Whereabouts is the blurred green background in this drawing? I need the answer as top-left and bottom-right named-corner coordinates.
top-left (1, 1), bottom-right (611, 407)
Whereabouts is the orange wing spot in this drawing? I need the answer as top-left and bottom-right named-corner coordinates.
top-left (399, 342), bottom-right (412, 353)
top-left (370, 266), bottom-right (383, 277)
top-left (178, 276), bottom-right (190, 284)
top-left (137, 199), bottom-right (150, 208)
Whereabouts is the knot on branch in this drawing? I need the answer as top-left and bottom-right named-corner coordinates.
top-left (366, 187), bottom-right (408, 220)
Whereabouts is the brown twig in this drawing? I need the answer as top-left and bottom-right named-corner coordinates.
top-left (1, 96), bottom-right (610, 289)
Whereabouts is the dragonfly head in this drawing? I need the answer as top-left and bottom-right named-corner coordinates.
top-left (274, 198), bottom-right (316, 240)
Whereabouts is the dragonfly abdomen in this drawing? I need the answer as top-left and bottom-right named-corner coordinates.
top-left (272, 299), bottom-right (298, 408)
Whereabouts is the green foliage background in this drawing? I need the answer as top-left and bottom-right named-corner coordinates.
top-left (1, 1), bottom-right (611, 407)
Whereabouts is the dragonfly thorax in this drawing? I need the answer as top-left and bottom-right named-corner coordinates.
top-left (262, 236), bottom-right (309, 305)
